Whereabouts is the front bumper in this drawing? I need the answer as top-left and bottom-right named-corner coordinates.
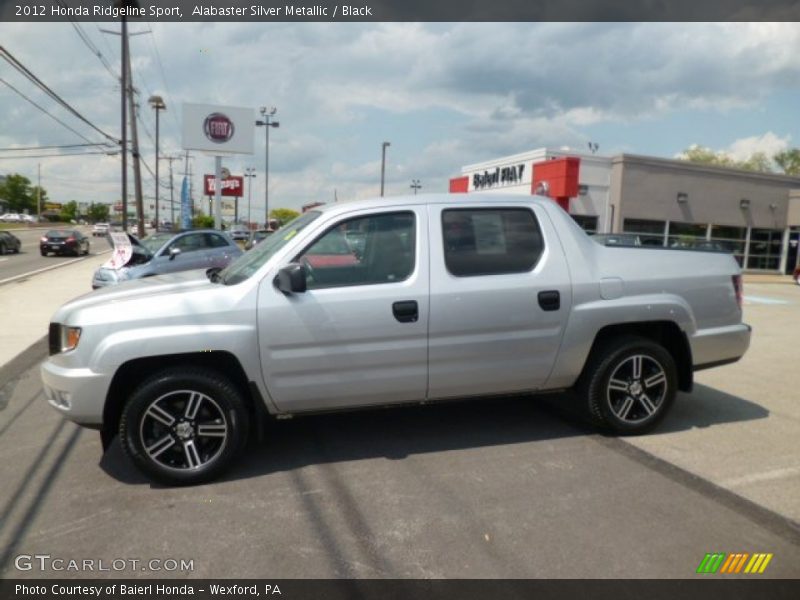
top-left (41, 359), bottom-right (110, 426)
top-left (690, 322), bottom-right (752, 368)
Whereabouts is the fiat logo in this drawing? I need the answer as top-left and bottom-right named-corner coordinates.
top-left (203, 113), bottom-right (234, 143)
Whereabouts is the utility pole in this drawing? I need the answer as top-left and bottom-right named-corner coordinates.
top-left (125, 37), bottom-right (145, 236)
top-left (102, 5), bottom-right (145, 233)
top-left (36, 163), bottom-right (41, 218)
top-left (161, 155), bottom-right (178, 227)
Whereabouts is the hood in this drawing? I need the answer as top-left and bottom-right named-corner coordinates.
top-left (54, 269), bottom-right (213, 322)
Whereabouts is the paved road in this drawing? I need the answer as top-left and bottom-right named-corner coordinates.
top-left (0, 226), bottom-right (109, 284)
top-left (1, 345), bottom-right (798, 579)
top-left (0, 259), bottom-right (797, 580)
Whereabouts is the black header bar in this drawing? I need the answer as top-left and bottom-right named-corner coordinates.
top-left (2, 0), bottom-right (800, 22)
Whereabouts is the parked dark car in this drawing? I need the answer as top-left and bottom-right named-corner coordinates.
top-left (40, 229), bottom-right (90, 256)
top-left (244, 229), bottom-right (274, 251)
top-left (91, 229), bottom-right (243, 288)
top-left (0, 231), bottom-right (21, 254)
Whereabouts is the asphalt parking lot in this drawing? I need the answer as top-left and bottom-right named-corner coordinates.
top-left (0, 262), bottom-right (798, 579)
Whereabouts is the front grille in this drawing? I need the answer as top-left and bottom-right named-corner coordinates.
top-left (48, 323), bottom-right (61, 355)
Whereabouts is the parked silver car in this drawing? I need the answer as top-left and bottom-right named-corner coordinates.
top-left (91, 229), bottom-right (242, 288)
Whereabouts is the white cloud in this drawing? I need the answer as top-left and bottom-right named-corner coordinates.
top-left (725, 132), bottom-right (790, 161)
top-left (2, 22), bottom-right (800, 211)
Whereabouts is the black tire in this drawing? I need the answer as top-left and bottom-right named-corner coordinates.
top-left (0, 241), bottom-right (5, 255)
top-left (577, 335), bottom-right (677, 434)
top-left (120, 368), bottom-right (249, 485)
top-left (40, 250), bottom-right (47, 256)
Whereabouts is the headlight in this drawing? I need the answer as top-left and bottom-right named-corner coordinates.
top-left (48, 323), bottom-right (82, 355)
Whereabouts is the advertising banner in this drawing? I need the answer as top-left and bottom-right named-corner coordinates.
top-left (182, 103), bottom-right (255, 155)
top-left (203, 175), bottom-right (244, 197)
top-left (180, 176), bottom-right (192, 230)
top-left (102, 232), bottom-right (133, 270)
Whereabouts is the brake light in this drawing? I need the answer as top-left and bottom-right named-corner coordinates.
top-left (66, 237), bottom-right (75, 242)
top-left (732, 274), bottom-right (743, 309)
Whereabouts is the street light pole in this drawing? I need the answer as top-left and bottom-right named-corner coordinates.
top-left (256, 107), bottom-right (279, 227)
top-left (244, 167), bottom-right (256, 228)
top-left (410, 179), bottom-right (421, 195)
top-left (148, 95), bottom-right (166, 229)
top-left (380, 141), bottom-right (390, 197)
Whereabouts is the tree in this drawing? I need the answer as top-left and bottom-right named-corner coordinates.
top-left (87, 202), bottom-right (110, 223)
top-left (60, 200), bottom-right (78, 221)
top-left (739, 152), bottom-right (773, 173)
top-left (269, 207), bottom-right (300, 226)
top-left (0, 173), bottom-right (36, 213)
top-left (192, 214), bottom-right (214, 229)
top-left (679, 145), bottom-right (774, 173)
top-left (679, 145), bottom-right (736, 168)
top-left (774, 148), bottom-right (800, 176)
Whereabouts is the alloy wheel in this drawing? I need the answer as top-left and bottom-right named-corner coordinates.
top-left (139, 389), bottom-right (229, 471)
top-left (606, 354), bottom-right (668, 425)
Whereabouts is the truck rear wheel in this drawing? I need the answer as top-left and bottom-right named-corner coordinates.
top-left (119, 368), bottom-right (249, 485)
top-left (579, 335), bottom-right (677, 434)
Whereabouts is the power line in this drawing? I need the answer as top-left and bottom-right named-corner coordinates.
top-left (146, 25), bottom-right (181, 136)
top-left (0, 76), bottom-right (112, 148)
top-left (60, 2), bottom-right (119, 82)
top-left (0, 143), bottom-right (110, 152)
top-left (0, 45), bottom-right (119, 144)
top-left (0, 150), bottom-right (120, 160)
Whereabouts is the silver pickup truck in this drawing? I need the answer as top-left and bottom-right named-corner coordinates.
top-left (41, 194), bottom-right (751, 485)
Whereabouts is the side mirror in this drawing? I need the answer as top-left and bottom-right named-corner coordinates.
top-left (169, 247), bottom-right (181, 261)
top-left (275, 262), bottom-right (307, 294)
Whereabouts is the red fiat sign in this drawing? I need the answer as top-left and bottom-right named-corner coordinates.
top-left (203, 113), bottom-right (235, 143)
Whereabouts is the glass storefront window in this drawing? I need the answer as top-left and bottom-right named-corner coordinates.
top-left (667, 221), bottom-right (707, 248)
top-left (747, 228), bottom-right (783, 270)
top-left (710, 224), bottom-right (747, 266)
top-left (623, 218), bottom-right (665, 246)
top-left (570, 214), bottom-right (598, 234)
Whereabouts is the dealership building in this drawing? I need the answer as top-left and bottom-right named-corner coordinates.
top-left (450, 148), bottom-right (800, 274)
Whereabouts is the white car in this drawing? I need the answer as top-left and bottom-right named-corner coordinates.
top-left (92, 223), bottom-right (110, 237)
top-left (1, 213), bottom-right (21, 222)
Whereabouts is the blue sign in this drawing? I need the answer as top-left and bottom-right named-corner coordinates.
top-left (180, 176), bottom-right (192, 230)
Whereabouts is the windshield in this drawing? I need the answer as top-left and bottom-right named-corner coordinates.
top-left (220, 211), bottom-right (321, 285)
top-left (139, 232), bottom-right (173, 254)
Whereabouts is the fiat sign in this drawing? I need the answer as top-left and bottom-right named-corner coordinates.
top-left (182, 103), bottom-right (254, 155)
top-left (204, 113), bottom-right (235, 143)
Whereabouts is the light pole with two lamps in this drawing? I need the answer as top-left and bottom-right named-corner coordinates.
top-left (380, 141), bottom-right (390, 197)
top-left (256, 107), bottom-right (279, 227)
top-left (244, 167), bottom-right (256, 229)
top-left (148, 95), bottom-right (166, 229)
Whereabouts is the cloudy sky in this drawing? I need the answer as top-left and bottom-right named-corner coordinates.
top-left (1, 22), bottom-right (799, 216)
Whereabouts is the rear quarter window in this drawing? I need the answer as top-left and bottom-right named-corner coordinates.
top-left (442, 208), bottom-right (544, 277)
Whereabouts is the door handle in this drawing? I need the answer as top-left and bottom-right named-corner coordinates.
top-left (538, 290), bottom-right (560, 311)
top-left (392, 300), bottom-right (418, 323)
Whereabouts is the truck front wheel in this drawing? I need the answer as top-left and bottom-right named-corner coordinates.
top-left (579, 336), bottom-right (677, 434)
top-left (120, 368), bottom-right (249, 485)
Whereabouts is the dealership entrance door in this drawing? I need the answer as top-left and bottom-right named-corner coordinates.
top-left (786, 229), bottom-right (799, 275)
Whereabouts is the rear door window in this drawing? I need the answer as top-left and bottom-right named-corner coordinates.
top-left (442, 208), bottom-right (544, 276)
